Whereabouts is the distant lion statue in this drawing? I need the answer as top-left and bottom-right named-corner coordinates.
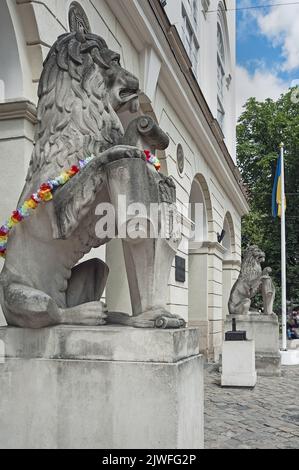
top-left (228, 245), bottom-right (266, 315)
top-left (0, 30), bottom-right (185, 329)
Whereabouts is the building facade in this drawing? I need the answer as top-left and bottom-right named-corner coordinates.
top-left (0, 0), bottom-right (248, 360)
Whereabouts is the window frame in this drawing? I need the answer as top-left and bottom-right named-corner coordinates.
top-left (182, 4), bottom-right (200, 79)
top-left (217, 97), bottom-right (225, 130)
top-left (216, 22), bottom-right (226, 130)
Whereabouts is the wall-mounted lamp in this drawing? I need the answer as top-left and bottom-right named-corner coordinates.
top-left (226, 74), bottom-right (232, 88)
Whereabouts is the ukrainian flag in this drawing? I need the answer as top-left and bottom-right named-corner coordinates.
top-left (272, 155), bottom-right (286, 218)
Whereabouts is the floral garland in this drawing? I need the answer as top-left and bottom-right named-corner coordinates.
top-left (144, 149), bottom-right (161, 171)
top-left (0, 150), bottom-right (160, 259)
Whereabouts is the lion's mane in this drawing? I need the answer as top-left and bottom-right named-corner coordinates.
top-left (239, 245), bottom-right (264, 282)
top-left (20, 31), bottom-right (124, 201)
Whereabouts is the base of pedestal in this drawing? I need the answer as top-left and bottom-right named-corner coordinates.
top-left (225, 313), bottom-right (281, 376)
top-left (221, 340), bottom-right (257, 387)
top-left (280, 349), bottom-right (299, 365)
top-left (288, 339), bottom-right (299, 350)
top-left (0, 325), bottom-right (203, 449)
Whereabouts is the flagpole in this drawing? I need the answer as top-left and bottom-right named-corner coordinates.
top-left (280, 142), bottom-right (287, 351)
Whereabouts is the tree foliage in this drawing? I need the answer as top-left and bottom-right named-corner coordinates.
top-left (237, 90), bottom-right (299, 306)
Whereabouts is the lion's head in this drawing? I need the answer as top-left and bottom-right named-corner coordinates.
top-left (21, 31), bottom-right (140, 200)
top-left (240, 245), bottom-right (266, 280)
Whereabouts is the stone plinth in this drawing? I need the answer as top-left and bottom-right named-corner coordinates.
top-left (280, 349), bottom-right (299, 366)
top-left (221, 340), bottom-right (257, 387)
top-left (288, 339), bottom-right (299, 350)
top-left (0, 325), bottom-right (203, 449)
top-left (224, 313), bottom-right (281, 376)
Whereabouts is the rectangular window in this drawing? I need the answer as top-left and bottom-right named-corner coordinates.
top-left (182, 5), bottom-right (200, 78)
top-left (201, 0), bottom-right (210, 15)
top-left (193, 0), bottom-right (198, 24)
top-left (186, 20), bottom-right (192, 57)
top-left (217, 97), bottom-right (225, 130)
top-left (217, 56), bottom-right (224, 101)
top-left (217, 23), bottom-right (226, 130)
top-left (192, 37), bottom-right (199, 77)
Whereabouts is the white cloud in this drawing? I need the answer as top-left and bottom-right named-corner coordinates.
top-left (236, 65), bottom-right (289, 118)
top-left (257, 2), bottom-right (299, 71)
top-left (237, 0), bottom-right (258, 39)
top-left (236, 1), bottom-right (299, 117)
top-left (237, 0), bottom-right (269, 40)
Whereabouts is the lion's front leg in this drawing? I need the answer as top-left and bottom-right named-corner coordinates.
top-left (239, 298), bottom-right (251, 315)
top-left (229, 294), bottom-right (251, 315)
top-left (99, 145), bottom-right (146, 166)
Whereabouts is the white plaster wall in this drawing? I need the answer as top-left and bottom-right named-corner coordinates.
top-left (154, 83), bottom-right (242, 323)
top-left (0, 1), bottom-right (23, 100)
top-left (165, 0), bottom-right (236, 160)
top-left (0, 116), bottom-right (35, 325)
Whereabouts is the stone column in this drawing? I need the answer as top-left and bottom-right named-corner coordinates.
top-left (188, 241), bottom-right (209, 356)
top-left (188, 241), bottom-right (226, 361)
top-left (0, 99), bottom-right (36, 221)
top-left (207, 242), bottom-right (226, 361)
top-left (0, 326), bottom-right (204, 449)
top-left (106, 239), bottom-right (132, 315)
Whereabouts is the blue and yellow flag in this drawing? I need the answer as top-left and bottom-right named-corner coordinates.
top-left (272, 155), bottom-right (286, 218)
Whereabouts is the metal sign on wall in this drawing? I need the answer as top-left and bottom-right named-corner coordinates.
top-left (175, 255), bottom-right (186, 283)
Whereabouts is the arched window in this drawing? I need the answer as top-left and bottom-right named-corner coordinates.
top-left (217, 22), bottom-right (225, 130)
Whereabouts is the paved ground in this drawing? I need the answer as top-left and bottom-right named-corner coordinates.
top-left (204, 365), bottom-right (299, 449)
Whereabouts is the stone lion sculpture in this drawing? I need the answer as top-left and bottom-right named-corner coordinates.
top-left (0, 30), bottom-right (185, 329)
top-left (228, 245), bottom-right (266, 315)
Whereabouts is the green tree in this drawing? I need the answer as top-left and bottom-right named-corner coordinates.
top-left (237, 90), bottom-right (299, 308)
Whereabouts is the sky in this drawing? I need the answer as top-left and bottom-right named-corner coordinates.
top-left (236, 0), bottom-right (299, 117)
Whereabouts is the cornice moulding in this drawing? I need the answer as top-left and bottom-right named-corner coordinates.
top-left (189, 241), bottom-right (227, 258)
top-left (0, 99), bottom-right (37, 125)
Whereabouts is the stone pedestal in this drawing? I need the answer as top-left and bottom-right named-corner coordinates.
top-left (0, 325), bottom-right (203, 449)
top-left (221, 340), bottom-right (257, 387)
top-left (224, 313), bottom-right (281, 376)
